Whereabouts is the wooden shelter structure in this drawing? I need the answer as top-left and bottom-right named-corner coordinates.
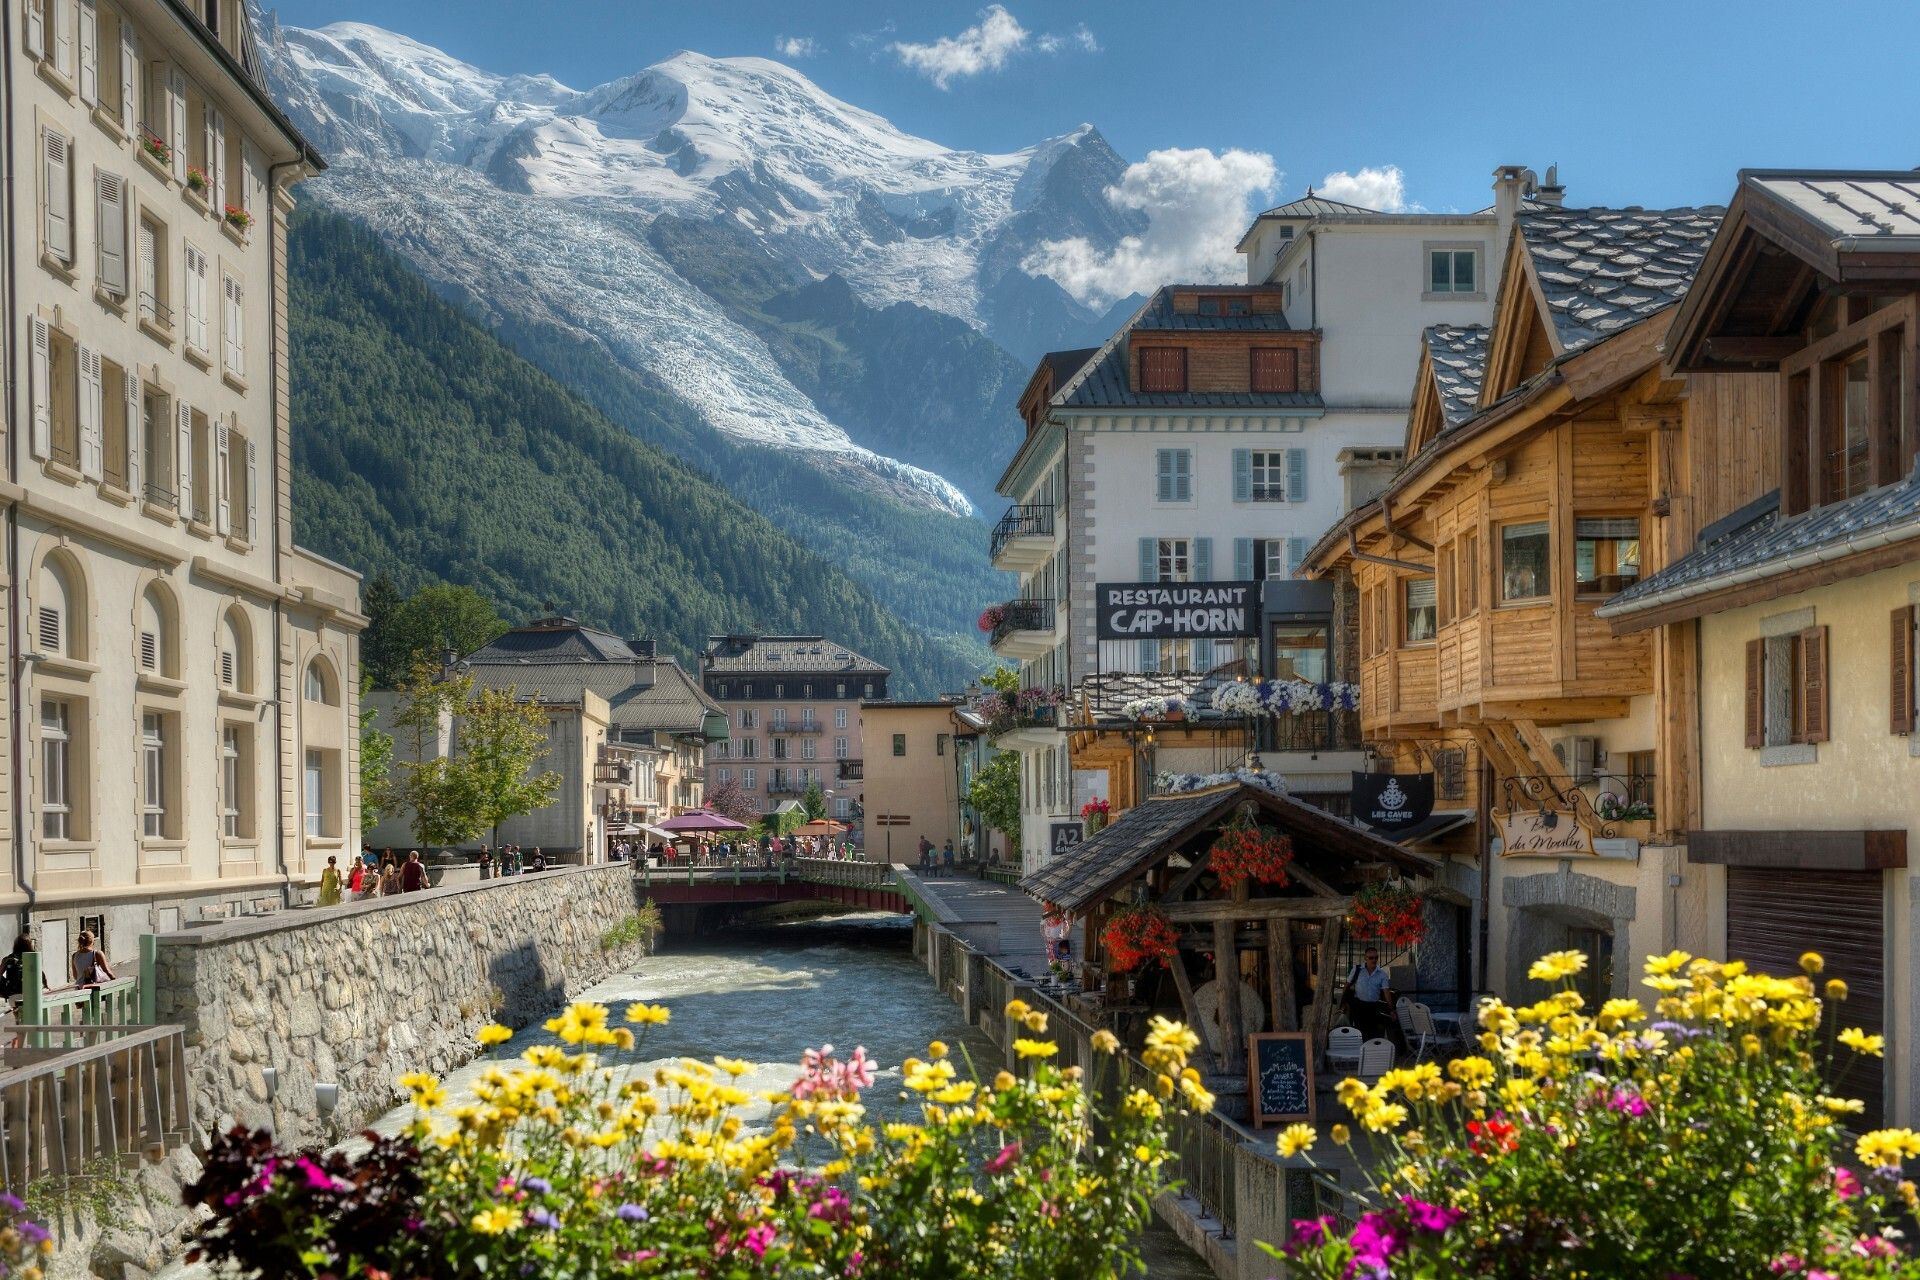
top-left (1020, 782), bottom-right (1440, 1082)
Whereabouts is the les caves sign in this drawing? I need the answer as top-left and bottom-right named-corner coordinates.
top-left (1096, 582), bottom-right (1261, 641)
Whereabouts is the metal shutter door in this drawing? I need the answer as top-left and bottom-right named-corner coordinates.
top-left (1726, 867), bottom-right (1884, 1125)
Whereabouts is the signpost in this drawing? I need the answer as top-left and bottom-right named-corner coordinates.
top-left (873, 813), bottom-right (911, 862)
top-left (1094, 581), bottom-right (1262, 641)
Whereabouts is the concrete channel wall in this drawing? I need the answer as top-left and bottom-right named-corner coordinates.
top-left (908, 908), bottom-right (1314, 1280)
top-left (153, 863), bottom-right (653, 1145)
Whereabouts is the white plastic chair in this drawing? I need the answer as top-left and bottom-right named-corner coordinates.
top-left (1357, 1037), bottom-right (1395, 1082)
top-left (1395, 999), bottom-right (1419, 1042)
top-left (1406, 1002), bottom-right (1458, 1061)
top-left (1326, 1024), bottom-right (1363, 1072)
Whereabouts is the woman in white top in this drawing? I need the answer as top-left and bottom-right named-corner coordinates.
top-left (71, 931), bottom-right (115, 987)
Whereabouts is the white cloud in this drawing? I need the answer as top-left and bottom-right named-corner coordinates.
top-left (775, 35), bottom-right (820, 59)
top-left (1036, 24), bottom-right (1100, 54)
top-left (1316, 165), bottom-right (1411, 212)
top-left (1020, 147), bottom-right (1278, 308)
top-left (891, 5), bottom-right (1028, 88)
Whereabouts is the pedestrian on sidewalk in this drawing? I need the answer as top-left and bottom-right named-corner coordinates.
top-left (380, 859), bottom-right (402, 896)
top-left (917, 835), bottom-right (934, 874)
top-left (71, 932), bottom-right (115, 987)
top-left (942, 838), bottom-right (956, 876)
top-left (402, 850), bottom-right (431, 893)
top-left (318, 855), bottom-right (344, 907)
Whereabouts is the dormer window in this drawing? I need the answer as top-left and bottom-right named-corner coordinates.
top-left (1196, 295), bottom-right (1249, 317)
top-left (1279, 225), bottom-right (1295, 241)
top-left (1138, 347), bottom-right (1187, 393)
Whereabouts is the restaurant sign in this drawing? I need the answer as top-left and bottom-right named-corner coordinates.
top-left (1352, 772), bottom-right (1434, 833)
top-left (1095, 582), bottom-right (1261, 640)
top-left (1495, 808), bottom-right (1593, 857)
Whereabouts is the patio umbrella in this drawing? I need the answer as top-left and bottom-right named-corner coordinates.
top-left (794, 818), bottom-right (848, 836)
top-left (655, 809), bottom-right (751, 833)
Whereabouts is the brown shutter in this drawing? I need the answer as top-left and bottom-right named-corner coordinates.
top-left (1744, 638), bottom-right (1765, 749)
top-left (1800, 625), bottom-right (1829, 744)
top-left (1893, 606), bottom-right (1916, 735)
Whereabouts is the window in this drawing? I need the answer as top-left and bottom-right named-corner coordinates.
top-left (42, 128), bottom-right (73, 266)
top-left (1249, 450), bottom-right (1288, 502)
top-left (801, 738), bottom-right (816, 760)
top-left (864, 682), bottom-right (875, 698)
top-left (771, 738), bottom-right (788, 760)
top-left (1403, 578), bottom-right (1437, 645)
top-left (222, 273), bottom-right (245, 378)
top-left (1746, 626), bottom-right (1829, 754)
top-left (739, 708), bottom-right (757, 729)
top-left (936, 733), bottom-right (948, 757)
top-left (743, 767), bottom-right (757, 790)
top-left (1427, 247), bottom-right (1478, 295)
top-left (1270, 622), bottom-right (1329, 683)
top-left (833, 797), bottom-right (851, 819)
top-left (183, 243), bottom-right (208, 353)
top-left (219, 610), bottom-right (247, 691)
top-left (138, 588), bottom-right (164, 673)
top-left (1832, 353), bottom-right (1872, 501)
top-left (1574, 518), bottom-right (1641, 595)
top-left (834, 706), bottom-right (847, 729)
top-left (1500, 521), bottom-right (1550, 601)
top-left (41, 699), bottom-right (70, 840)
top-left (1433, 747), bottom-right (1467, 801)
top-left (45, 331), bottom-right (79, 467)
top-left (801, 707), bottom-right (816, 729)
top-left (834, 736), bottom-right (848, 759)
top-left (802, 683), bottom-right (812, 699)
top-left (716, 767), bottom-right (732, 785)
top-left (1256, 539), bottom-right (1286, 581)
top-left (221, 725), bottom-right (242, 837)
top-left (96, 171), bottom-right (128, 298)
top-left (303, 659), bottom-right (335, 704)
top-left (1156, 538), bottom-right (1190, 583)
top-left (739, 738), bottom-right (758, 759)
top-left (1139, 347), bottom-right (1187, 393)
top-left (1250, 348), bottom-right (1298, 393)
top-left (304, 749), bottom-right (324, 836)
top-left (37, 557), bottom-right (73, 657)
top-left (1460, 532), bottom-right (1479, 616)
top-left (774, 683), bottom-right (784, 698)
top-left (1155, 449), bottom-right (1192, 502)
top-left (1197, 295), bottom-right (1249, 317)
top-left (100, 357), bottom-right (130, 488)
top-left (141, 711), bottom-right (166, 837)
top-left (892, 733), bottom-right (907, 757)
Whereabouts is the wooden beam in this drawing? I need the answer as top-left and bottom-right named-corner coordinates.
top-left (1306, 914), bottom-right (1345, 1059)
top-left (1270, 918), bottom-right (1297, 1032)
top-left (1286, 861), bottom-right (1340, 899)
top-left (1159, 852), bottom-right (1213, 905)
top-left (1511, 718), bottom-right (1576, 790)
top-left (1621, 402), bottom-right (1682, 434)
top-left (1214, 917), bottom-right (1245, 1077)
top-left (1698, 336), bottom-right (1805, 366)
top-left (1159, 895), bottom-right (1354, 925)
top-left (1167, 946), bottom-right (1218, 1075)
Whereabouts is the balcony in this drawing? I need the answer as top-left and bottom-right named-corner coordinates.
top-left (980, 687), bottom-right (1064, 747)
top-left (593, 760), bottom-right (635, 785)
top-left (1252, 709), bottom-right (1369, 796)
top-left (766, 773), bottom-right (809, 798)
top-left (990, 504), bottom-right (1056, 572)
top-left (987, 599), bottom-right (1057, 661)
top-left (768, 721), bottom-right (824, 735)
top-left (837, 759), bottom-right (864, 781)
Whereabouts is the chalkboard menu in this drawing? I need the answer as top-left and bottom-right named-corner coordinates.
top-left (1247, 1032), bottom-right (1315, 1128)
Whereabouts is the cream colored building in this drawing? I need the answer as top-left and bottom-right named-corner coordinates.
top-left (858, 700), bottom-right (963, 863)
top-left (0, 0), bottom-right (361, 961)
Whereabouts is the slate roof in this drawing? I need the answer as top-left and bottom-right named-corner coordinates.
top-left (1251, 193), bottom-right (1382, 219)
top-left (700, 635), bottom-right (888, 676)
top-left (1425, 324), bottom-right (1490, 430)
top-left (467, 617), bottom-right (651, 665)
top-left (464, 618), bottom-right (719, 737)
top-left (1599, 475), bottom-right (1920, 618)
top-left (1054, 286), bottom-right (1326, 413)
top-left (1519, 205), bottom-right (1724, 354)
top-left (1748, 171), bottom-right (1920, 244)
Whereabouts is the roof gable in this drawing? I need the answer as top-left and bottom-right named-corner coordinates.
top-left (1410, 324), bottom-right (1489, 452)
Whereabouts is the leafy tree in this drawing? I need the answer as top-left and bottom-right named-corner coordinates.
top-left (359, 672), bottom-right (395, 834)
top-left (968, 751), bottom-right (1020, 849)
top-left (363, 581), bottom-right (509, 689)
top-left (390, 662), bottom-right (481, 848)
top-left (981, 665), bottom-right (1019, 695)
top-left (361, 573), bottom-right (406, 688)
top-left (800, 780), bottom-right (827, 821)
top-left (705, 777), bottom-right (756, 824)
top-left (461, 686), bottom-right (563, 850)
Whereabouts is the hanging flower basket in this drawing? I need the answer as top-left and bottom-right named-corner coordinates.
top-left (1102, 904), bottom-right (1180, 972)
top-left (1209, 820), bottom-right (1293, 890)
top-left (1080, 797), bottom-right (1111, 833)
top-left (1347, 880), bottom-right (1427, 948)
top-left (977, 604), bottom-right (1007, 634)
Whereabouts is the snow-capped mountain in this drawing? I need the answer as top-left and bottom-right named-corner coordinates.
top-left (263, 20), bottom-right (1141, 516)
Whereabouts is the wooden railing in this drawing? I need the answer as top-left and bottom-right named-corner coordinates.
top-left (0, 1023), bottom-right (191, 1197)
top-left (15, 937), bottom-right (157, 1040)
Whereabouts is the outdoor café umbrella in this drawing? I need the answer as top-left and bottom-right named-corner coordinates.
top-left (795, 818), bottom-right (847, 837)
top-left (655, 809), bottom-right (750, 833)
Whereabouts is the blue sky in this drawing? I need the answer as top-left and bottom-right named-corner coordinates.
top-left (266, 0), bottom-right (1920, 212)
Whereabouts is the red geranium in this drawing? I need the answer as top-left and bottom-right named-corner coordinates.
top-left (1347, 881), bottom-right (1427, 948)
top-left (1102, 905), bottom-right (1180, 972)
top-left (1208, 822), bottom-right (1293, 890)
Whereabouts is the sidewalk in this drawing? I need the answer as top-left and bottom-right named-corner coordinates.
top-left (898, 868), bottom-right (1049, 977)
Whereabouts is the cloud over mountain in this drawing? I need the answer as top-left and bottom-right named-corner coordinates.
top-left (891, 5), bottom-right (1028, 88)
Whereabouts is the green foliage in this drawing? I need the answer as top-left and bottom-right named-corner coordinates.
top-left (363, 577), bottom-right (509, 689)
top-left (598, 902), bottom-right (663, 954)
top-left (387, 663), bottom-right (562, 848)
top-left (800, 779), bottom-right (827, 821)
top-left (980, 665), bottom-right (1020, 695)
top-left (359, 673), bottom-right (395, 834)
top-left (287, 203), bottom-right (994, 695)
top-left (968, 751), bottom-right (1021, 846)
top-left (390, 663), bottom-right (481, 848)
top-left (25, 1156), bottom-right (133, 1222)
top-left (462, 686), bottom-right (563, 848)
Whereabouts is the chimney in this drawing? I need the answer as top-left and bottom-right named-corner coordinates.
top-left (1491, 164), bottom-right (1539, 229)
top-left (627, 638), bottom-right (656, 659)
top-left (1535, 163), bottom-right (1565, 208)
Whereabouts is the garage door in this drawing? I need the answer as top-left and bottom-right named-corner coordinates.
top-left (1726, 868), bottom-right (1885, 1126)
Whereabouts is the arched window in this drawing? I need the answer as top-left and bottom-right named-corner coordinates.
top-left (36, 557), bottom-right (73, 658)
top-left (138, 588), bottom-right (170, 676)
top-left (218, 608), bottom-right (251, 692)
top-left (304, 658), bottom-right (337, 705)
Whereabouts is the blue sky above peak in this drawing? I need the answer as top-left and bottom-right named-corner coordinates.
top-left (267, 1), bottom-right (1920, 222)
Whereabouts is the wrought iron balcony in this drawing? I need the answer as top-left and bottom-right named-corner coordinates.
top-left (990, 504), bottom-right (1055, 564)
top-left (837, 759), bottom-right (864, 781)
top-left (989, 599), bottom-right (1054, 647)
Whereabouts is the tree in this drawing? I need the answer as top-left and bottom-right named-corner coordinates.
top-left (800, 780), bottom-right (827, 821)
top-left (981, 664), bottom-right (1019, 695)
top-left (705, 777), bottom-right (757, 824)
top-left (359, 673), bottom-right (395, 833)
top-left (968, 751), bottom-right (1020, 849)
top-left (390, 661), bottom-right (482, 848)
top-left (363, 582), bottom-right (510, 689)
top-left (461, 685), bottom-right (563, 850)
top-left (361, 573), bottom-right (407, 688)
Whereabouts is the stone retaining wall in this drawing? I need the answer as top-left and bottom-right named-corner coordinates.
top-left (154, 863), bottom-right (650, 1145)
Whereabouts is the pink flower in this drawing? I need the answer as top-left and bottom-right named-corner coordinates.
top-left (1349, 1211), bottom-right (1403, 1267)
top-left (1608, 1087), bottom-right (1649, 1118)
top-left (1286, 1215), bottom-right (1334, 1253)
top-left (1852, 1235), bottom-right (1897, 1259)
top-left (985, 1141), bottom-right (1023, 1175)
top-left (1834, 1167), bottom-right (1861, 1200)
top-left (1770, 1256), bottom-right (1805, 1274)
top-left (1401, 1197), bottom-right (1464, 1234)
top-left (741, 1224), bottom-right (776, 1258)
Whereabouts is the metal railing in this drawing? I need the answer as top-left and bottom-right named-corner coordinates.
top-left (989, 504), bottom-right (1055, 561)
top-left (836, 759), bottom-right (864, 781)
top-left (144, 477), bottom-right (177, 508)
top-left (1255, 708), bottom-right (1364, 753)
top-left (0, 1023), bottom-right (191, 1196)
top-left (791, 858), bottom-right (891, 888)
top-left (137, 291), bottom-right (173, 329)
top-left (990, 599), bottom-right (1054, 646)
top-left (769, 722), bottom-right (824, 735)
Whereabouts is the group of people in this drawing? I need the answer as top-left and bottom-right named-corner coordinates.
top-left (646, 835), bottom-right (856, 868)
top-left (1, 926), bottom-right (116, 1031)
top-left (916, 836), bottom-right (958, 876)
top-left (314, 849), bottom-right (435, 907)
top-left (478, 845), bottom-right (548, 878)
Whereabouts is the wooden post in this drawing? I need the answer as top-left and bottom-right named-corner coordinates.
top-left (1213, 916), bottom-right (1244, 1077)
top-left (1306, 914), bottom-right (1344, 1058)
top-left (20, 952), bottom-right (41, 1048)
top-left (1269, 918), bottom-right (1296, 1031)
top-left (139, 935), bottom-right (158, 1027)
top-left (1167, 944), bottom-right (1218, 1075)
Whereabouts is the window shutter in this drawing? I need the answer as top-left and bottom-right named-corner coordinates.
top-left (1194, 536), bottom-right (1213, 582)
top-left (43, 129), bottom-right (70, 263)
top-left (1154, 450), bottom-right (1172, 502)
top-left (1892, 606), bottom-right (1915, 735)
top-left (1234, 537), bottom-right (1253, 580)
top-left (209, 107), bottom-right (225, 207)
top-left (137, 219), bottom-right (155, 317)
top-left (1232, 449), bottom-right (1252, 502)
top-left (203, 104), bottom-right (217, 199)
top-left (125, 368), bottom-right (143, 495)
top-left (223, 276), bottom-right (243, 376)
top-left (28, 317), bottom-right (51, 461)
top-left (51, 0), bottom-right (71, 76)
top-left (1287, 447), bottom-right (1307, 502)
top-left (174, 398), bottom-right (192, 517)
top-left (95, 171), bottom-right (126, 296)
top-left (76, 0), bottom-right (96, 104)
top-left (118, 19), bottom-right (136, 135)
top-left (25, 0), bottom-right (44, 59)
top-left (1743, 638), bottom-right (1765, 749)
top-left (245, 437), bottom-right (258, 542)
top-left (1288, 537), bottom-right (1308, 577)
top-left (1800, 625), bottom-right (1829, 744)
top-left (1176, 450), bottom-right (1192, 501)
top-left (167, 67), bottom-right (186, 182)
top-left (1137, 537), bottom-right (1157, 673)
top-left (239, 140), bottom-right (256, 217)
top-left (78, 346), bottom-right (102, 480)
top-left (214, 419), bottom-right (231, 534)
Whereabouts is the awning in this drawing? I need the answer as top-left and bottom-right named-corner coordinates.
top-left (1375, 810), bottom-right (1474, 846)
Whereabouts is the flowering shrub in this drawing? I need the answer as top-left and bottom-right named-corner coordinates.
top-left (186, 165), bottom-right (208, 193)
top-left (1102, 904), bottom-right (1181, 973)
top-left (0, 1192), bottom-right (52, 1280)
top-left (223, 205), bottom-right (254, 233)
top-left (1119, 694), bottom-right (1187, 721)
top-left (977, 604), bottom-right (1007, 634)
top-left (1155, 766), bottom-right (1286, 797)
top-left (185, 999), bottom-right (1204, 1279)
top-left (139, 131), bottom-right (172, 166)
top-left (1276, 949), bottom-right (1920, 1280)
top-left (1211, 679), bottom-right (1359, 717)
top-left (1346, 880), bottom-right (1426, 947)
top-left (1208, 821), bottom-right (1293, 889)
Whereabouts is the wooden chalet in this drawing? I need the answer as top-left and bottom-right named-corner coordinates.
top-left (1020, 782), bottom-right (1439, 1099)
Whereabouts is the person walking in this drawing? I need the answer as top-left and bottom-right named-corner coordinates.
top-left (348, 860), bottom-right (366, 897)
top-left (917, 835), bottom-right (934, 874)
top-left (942, 838), bottom-right (956, 876)
top-left (380, 859), bottom-right (402, 896)
top-left (1343, 947), bottom-right (1395, 1041)
top-left (317, 856), bottom-right (344, 907)
top-left (401, 850), bottom-right (431, 893)
top-left (71, 932), bottom-right (115, 987)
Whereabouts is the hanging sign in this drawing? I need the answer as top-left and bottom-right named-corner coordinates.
top-left (1049, 822), bottom-right (1085, 857)
top-left (1095, 582), bottom-right (1261, 640)
top-left (1496, 808), bottom-right (1594, 856)
top-left (1351, 772), bottom-right (1435, 832)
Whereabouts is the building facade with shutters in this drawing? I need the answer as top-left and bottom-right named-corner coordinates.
top-left (1597, 169), bottom-right (1920, 1128)
top-left (1, 0), bottom-right (363, 959)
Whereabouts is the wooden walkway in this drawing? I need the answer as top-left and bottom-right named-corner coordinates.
top-left (897, 869), bottom-right (1050, 976)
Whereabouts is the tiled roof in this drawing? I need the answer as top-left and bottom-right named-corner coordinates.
top-left (1748, 171), bottom-right (1920, 243)
top-left (700, 635), bottom-right (888, 676)
top-left (1519, 205), bottom-right (1724, 354)
top-left (463, 618), bottom-right (718, 735)
top-left (467, 618), bottom-right (651, 665)
top-left (1425, 324), bottom-right (1489, 430)
top-left (1600, 477), bottom-right (1920, 618)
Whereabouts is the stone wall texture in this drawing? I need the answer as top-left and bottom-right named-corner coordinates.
top-left (153, 863), bottom-right (650, 1145)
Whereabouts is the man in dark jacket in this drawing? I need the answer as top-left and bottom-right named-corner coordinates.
top-left (401, 850), bottom-right (431, 893)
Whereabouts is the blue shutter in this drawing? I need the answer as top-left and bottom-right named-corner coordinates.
top-left (1232, 448), bottom-right (1251, 502)
top-left (1194, 537), bottom-right (1213, 582)
top-left (1138, 537), bottom-right (1158, 672)
top-left (1155, 450), bottom-right (1173, 502)
top-left (1287, 448), bottom-right (1307, 502)
top-left (1234, 537), bottom-right (1253, 580)
top-left (1288, 537), bottom-right (1308, 577)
